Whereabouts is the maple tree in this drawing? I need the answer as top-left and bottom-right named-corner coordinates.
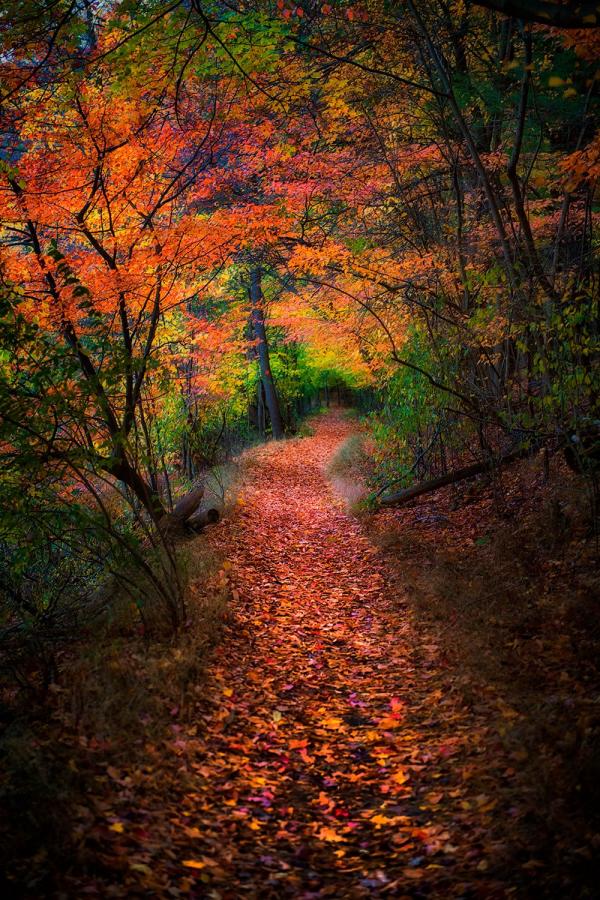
top-left (272, 0), bottom-right (599, 489)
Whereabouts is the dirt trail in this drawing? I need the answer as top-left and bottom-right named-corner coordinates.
top-left (76, 412), bottom-right (513, 898)
top-left (178, 410), bottom-right (505, 898)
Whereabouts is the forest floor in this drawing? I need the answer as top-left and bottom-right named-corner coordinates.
top-left (8, 410), bottom-right (599, 898)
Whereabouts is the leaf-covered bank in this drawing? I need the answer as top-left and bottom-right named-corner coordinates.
top-left (3, 411), bottom-right (596, 898)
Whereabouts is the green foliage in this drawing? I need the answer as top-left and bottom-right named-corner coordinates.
top-left (370, 326), bottom-right (455, 491)
top-left (0, 287), bottom-right (185, 692)
top-left (520, 288), bottom-right (600, 454)
top-left (0, 481), bottom-right (116, 692)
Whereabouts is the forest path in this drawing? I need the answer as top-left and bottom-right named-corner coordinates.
top-left (175, 409), bottom-right (503, 898)
top-left (83, 411), bottom-right (510, 898)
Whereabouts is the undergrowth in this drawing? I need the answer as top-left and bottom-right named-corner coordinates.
top-left (0, 517), bottom-right (229, 895)
top-left (367, 456), bottom-right (600, 894)
top-left (326, 432), bottom-right (375, 512)
top-left (327, 433), bottom-right (368, 478)
top-left (297, 420), bottom-right (316, 438)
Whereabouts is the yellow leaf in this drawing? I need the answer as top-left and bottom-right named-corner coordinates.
top-left (183, 859), bottom-right (207, 869)
top-left (321, 716), bottom-right (343, 730)
top-left (109, 822), bottom-right (124, 833)
top-left (317, 825), bottom-right (344, 842)
top-left (371, 814), bottom-right (394, 827)
top-left (391, 769), bottom-right (410, 785)
top-left (130, 863), bottom-right (153, 875)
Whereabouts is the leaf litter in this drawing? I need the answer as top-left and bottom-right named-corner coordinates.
top-left (67, 412), bottom-right (526, 898)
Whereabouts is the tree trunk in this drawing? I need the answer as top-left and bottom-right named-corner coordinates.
top-left (379, 445), bottom-right (534, 508)
top-left (470, 0), bottom-right (600, 29)
top-left (108, 456), bottom-right (166, 520)
top-left (250, 267), bottom-right (284, 440)
top-left (257, 380), bottom-right (265, 437)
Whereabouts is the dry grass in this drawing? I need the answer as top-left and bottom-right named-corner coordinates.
top-left (66, 542), bottom-right (227, 739)
top-left (327, 433), bottom-right (375, 511)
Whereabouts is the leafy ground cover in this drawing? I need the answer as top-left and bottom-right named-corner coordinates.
top-left (7, 410), bottom-right (590, 898)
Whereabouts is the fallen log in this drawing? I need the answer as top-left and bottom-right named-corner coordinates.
top-left (379, 446), bottom-right (534, 508)
top-left (159, 485), bottom-right (205, 532)
top-left (187, 507), bottom-right (220, 533)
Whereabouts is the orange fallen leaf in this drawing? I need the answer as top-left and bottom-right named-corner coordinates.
top-left (371, 814), bottom-right (395, 827)
top-left (403, 868), bottom-right (425, 880)
top-left (377, 716), bottom-right (402, 730)
top-left (390, 769), bottom-right (410, 785)
top-left (321, 716), bottom-right (344, 730)
top-left (317, 825), bottom-right (345, 842)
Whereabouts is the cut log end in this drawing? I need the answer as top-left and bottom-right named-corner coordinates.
top-left (187, 507), bottom-right (221, 532)
top-left (159, 485), bottom-right (206, 533)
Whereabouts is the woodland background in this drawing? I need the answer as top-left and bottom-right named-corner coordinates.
top-left (0, 0), bottom-right (599, 896)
